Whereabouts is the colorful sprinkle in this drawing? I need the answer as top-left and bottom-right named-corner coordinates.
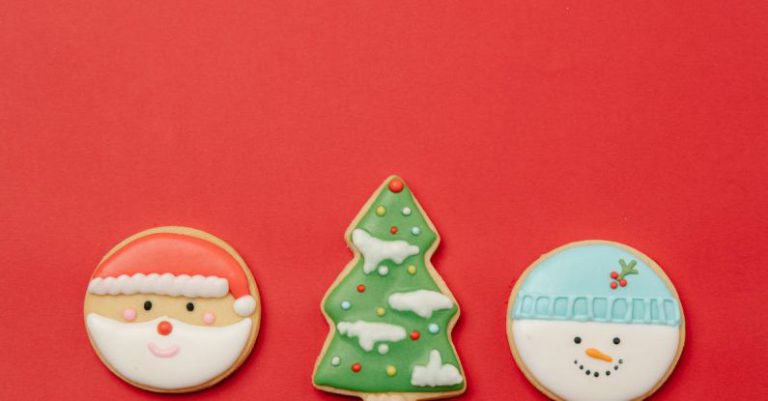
top-left (331, 356), bottom-right (341, 366)
top-left (356, 284), bottom-right (366, 293)
top-left (410, 330), bottom-right (421, 341)
top-left (341, 301), bottom-right (351, 310)
top-left (378, 344), bottom-right (389, 354)
top-left (402, 207), bottom-right (412, 216)
top-left (390, 226), bottom-right (398, 234)
top-left (376, 307), bottom-right (386, 316)
top-left (411, 227), bottom-right (421, 236)
top-left (378, 266), bottom-right (389, 276)
top-left (389, 179), bottom-right (404, 193)
top-left (407, 265), bottom-right (417, 275)
top-left (351, 363), bottom-right (362, 372)
top-left (375, 206), bottom-right (386, 216)
top-left (428, 323), bottom-right (439, 334)
top-left (386, 365), bottom-right (397, 376)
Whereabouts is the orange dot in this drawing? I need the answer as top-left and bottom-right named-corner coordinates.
top-left (357, 284), bottom-right (366, 293)
top-left (389, 179), bottom-right (404, 193)
top-left (410, 330), bottom-right (421, 341)
top-left (351, 363), bottom-right (362, 372)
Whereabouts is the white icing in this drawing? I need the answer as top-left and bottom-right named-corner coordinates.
top-left (88, 273), bottom-right (229, 298)
top-left (336, 320), bottom-right (406, 352)
top-left (388, 290), bottom-right (453, 318)
top-left (351, 229), bottom-right (419, 274)
top-left (86, 314), bottom-right (252, 390)
top-left (233, 295), bottom-right (256, 316)
top-left (378, 344), bottom-right (389, 354)
top-left (377, 266), bottom-right (389, 276)
top-left (411, 350), bottom-right (463, 387)
top-left (511, 320), bottom-right (680, 401)
top-left (331, 356), bottom-right (341, 366)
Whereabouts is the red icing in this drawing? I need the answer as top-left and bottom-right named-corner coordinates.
top-left (390, 226), bottom-right (398, 234)
top-left (157, 320), bottom-right (173, 336)
top-left (610, 271), bottom-right (619, 279)
top-left (388, 179), bottom-right (404, 193)
top-left (356, 284), bottom-right (366, 293)
top-left (351, 363), bottom-right (362, 372)
top-left (619, 279), bottom-right (627, 287)
top-left (410, 330), bottom-right (421, 341)
top-left (93, 232), bottom-right (251, 299)
top-left (610, 282), bottom-right (618, 289)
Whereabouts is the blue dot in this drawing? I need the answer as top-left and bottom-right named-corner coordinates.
top-left (428, 323), bottom-right (439, 334)
top-left (341, 301), bottom-right (351, 310)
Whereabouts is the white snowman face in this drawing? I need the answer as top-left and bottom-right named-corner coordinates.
top-left (512, 320), bottom-right (680, 401)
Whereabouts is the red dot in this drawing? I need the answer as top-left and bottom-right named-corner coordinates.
top-left (410, 330), bottom-right (421, 341)
top-left (610, 271), bottom-right (619, 279)
top-left (610, 282), bottom-right (618, 289)
top-left (157, 320), bottom-right (173, 336)
top-left (389, 179), bottom-right (404, 193)
top-left (619, 279), bottom-right (627, 287)
top-left (351, 363), bottom-right (362, 372)
top-left (356, 284), bottom-right (366, 293)
top-left (390, 226), bottom-right (398, 234)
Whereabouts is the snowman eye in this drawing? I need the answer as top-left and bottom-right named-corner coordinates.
top-left (186, 302), bottom-right (195, 312)
top-left (143, 300), bottom-right (152, 311)
top-left (574, 336), bottom-right (582, 344)
top-left (613, 337), bottom-right (621, 345)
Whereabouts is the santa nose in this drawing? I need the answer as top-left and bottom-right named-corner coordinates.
top-left (157, 320), bottom-right (173, 336)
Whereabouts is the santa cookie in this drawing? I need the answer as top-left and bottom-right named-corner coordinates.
top-left (313, 176), bottom-right (465, 401)
top-left (84, 227), bottom-right (261, 393)
top-left (507, 241), bottom-right (685, 401)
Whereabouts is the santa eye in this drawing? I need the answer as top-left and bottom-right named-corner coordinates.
top-left (613, 337), bottom-right (621, 345)
top-left (186, 302), bottom-right (195, 312)
top-left (574, 336), bottom-right (582, 344)
top-left (143, 300), bottom-right (152, 311)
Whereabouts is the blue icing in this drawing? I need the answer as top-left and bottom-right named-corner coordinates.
top-left (511, 243), bottom-right (681, 326)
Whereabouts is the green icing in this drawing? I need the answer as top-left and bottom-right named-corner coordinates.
top-left (314, 178), bottom-right (464, 394)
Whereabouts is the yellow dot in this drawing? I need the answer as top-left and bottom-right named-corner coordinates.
top-left (376, 307), bottom-right (386, 316)
top-left (386, 365), bottom-right (397, 376)
top-left (375, 206), bottom-right (386, 216)
top-left (407, 265), bottom-right (417, 275)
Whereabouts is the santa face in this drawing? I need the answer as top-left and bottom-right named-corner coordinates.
top-left (84, 294), bottom-right (255, 391)
top-left (511, 320), bottom-right (680, 401)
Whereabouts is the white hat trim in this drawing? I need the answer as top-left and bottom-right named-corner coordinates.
top-left (88, 273), bottom-right (229, 298)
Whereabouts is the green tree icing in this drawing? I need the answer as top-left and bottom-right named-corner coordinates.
top-left (313, 177), bottom-right (465, 396)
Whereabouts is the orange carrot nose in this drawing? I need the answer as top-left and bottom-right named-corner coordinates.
top-left (586, 347), bottom-right (613, 362)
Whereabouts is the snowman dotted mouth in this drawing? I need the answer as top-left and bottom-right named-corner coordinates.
top-left (573, 358), bottom-right (623, 378)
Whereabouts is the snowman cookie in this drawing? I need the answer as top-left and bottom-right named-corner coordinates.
top-left (507, 241), bottom-right (684, 401)
top-left (84, 227), bottom-right (261, 392)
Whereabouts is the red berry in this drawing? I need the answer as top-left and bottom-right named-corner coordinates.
top-left (389, 178), bottom-right (404, 193)
top-left (610, 271), bottom-right (619, 279)
top-left (619, 279), bottom-right (627, 287)
top-left (411, 330), bottom-right (421, 340)
top-left (351, 363), bottom-right (361, 372)
top-left (610, 282), bottom-right (618, 289)
top-left (356, 284), bottom-right (366, 293)
top-left (390, 226), bottom-right (398, 234)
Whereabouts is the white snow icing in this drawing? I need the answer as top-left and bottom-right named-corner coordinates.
top-left (411, 350), bottom-right (463, 387)
top-left (336, 320), bottom-right (407, 352)
top-left (88, 273), bottom-right (229, 298)
top-left (351, 229), bottom-right (420, 274)
top-left (388, 290), bottom-right (453, 318)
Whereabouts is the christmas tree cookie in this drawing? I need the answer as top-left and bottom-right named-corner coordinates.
top-left (507, 241), bottom-right (685, 401)
top-left (313, 176), bottom-right (465, 401)
top-left (84, 227), bottom-right (261, 392)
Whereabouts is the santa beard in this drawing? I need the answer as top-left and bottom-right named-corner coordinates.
top-left (86, 313), bottom-right (252, 390)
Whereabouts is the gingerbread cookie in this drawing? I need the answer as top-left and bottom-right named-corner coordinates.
top-left (506, 241), bottom-right (685, 401)
top-left (313, 176), bottom-right (466, 401)
top-left (84, 227), bottom-right (261, 392)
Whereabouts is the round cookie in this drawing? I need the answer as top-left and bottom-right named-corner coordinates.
top-left (313, 176), bottom-right (465, 401)
top-left (83, 226), bottom-right (261, 393)
top-left (506, 241), bottom-right (684, 401)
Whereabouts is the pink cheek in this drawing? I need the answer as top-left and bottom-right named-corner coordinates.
top-left (122, 308), bottom-right (137, 322)
top-left (203, 312), bottom-right (216, 325)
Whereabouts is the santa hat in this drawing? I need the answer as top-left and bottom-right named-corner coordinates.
top-left (88, 232), bottom-right (257, 317)
top-left (511, 242), bottom-right (681, 327)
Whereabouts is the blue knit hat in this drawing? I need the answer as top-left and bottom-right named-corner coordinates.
top-left (510, 242), bottom-right (681, 326)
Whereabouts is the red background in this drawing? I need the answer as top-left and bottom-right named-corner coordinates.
top-left (1, 1), bottom-right (767, 400)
